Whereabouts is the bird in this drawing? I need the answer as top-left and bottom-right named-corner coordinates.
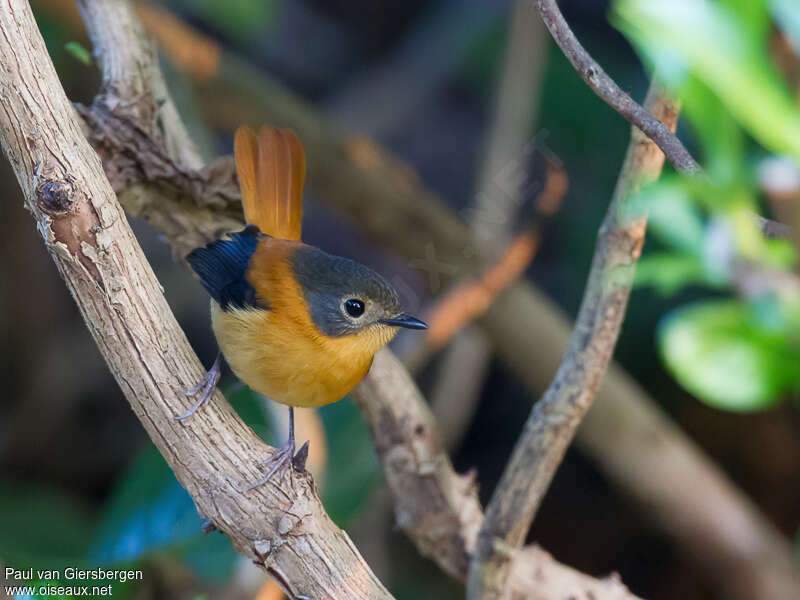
top-left (177, 125), bottom-right (427, 488)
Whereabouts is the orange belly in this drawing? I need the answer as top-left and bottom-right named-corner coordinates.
top-left (211, 302), bottom-right (378, 408)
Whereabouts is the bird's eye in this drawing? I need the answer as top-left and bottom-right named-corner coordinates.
top-left (344, 298), bottom-right (365, 318)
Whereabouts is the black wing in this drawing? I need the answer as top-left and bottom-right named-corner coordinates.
top-left (186, 225), bottom-right (266, 310)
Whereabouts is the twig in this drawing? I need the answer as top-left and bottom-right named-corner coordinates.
top-left (0, 1), bottom-right (392, 598)
top-left (531, 0), bottom-right (701, 175)
top-left (351, 350), bottom-right (642, 600)
top-left (34, 2), bottom-right (800, 598)
top-left (467, 81), bottom-right (680, 600)
top-left (351, 349), bottom-right (483, 580)
top-left (425, 231), bottom-right (539, 349)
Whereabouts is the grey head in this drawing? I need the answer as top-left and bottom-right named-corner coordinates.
top-left (290, 245), bottom-right (427, 337)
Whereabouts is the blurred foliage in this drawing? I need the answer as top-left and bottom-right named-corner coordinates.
top-left (615, 0), bottom-right (800, 160)
top-left (659, 300), bottom-right (798, 411)
top-left (63, 42), bottom-right (92, 67)
top-left (0, 483), bottom-right (94, 569)
top-left (613, 0), bottom-right (800, 411)
top-left (165, 0), bottom-right (280, 41)
top-left (319, 398), bottom-right (383, 525)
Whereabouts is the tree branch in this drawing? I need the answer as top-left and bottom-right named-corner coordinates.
top-left (352, 349), bottom-right (642, 600)
top-left (531, 0), bottom-right (701, 175)
top-left (467, 82), bottom-right (680, 600)
top-left (0, 1), bottom-right (392, 598)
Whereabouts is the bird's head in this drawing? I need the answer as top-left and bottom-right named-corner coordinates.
top-left (289, 245), bottom-right (426, 346)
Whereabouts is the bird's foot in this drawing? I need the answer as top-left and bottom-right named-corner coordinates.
top-left (175, 353), bottom-right (222, 421)
top-left (249, 437), bottom-right (297, 490)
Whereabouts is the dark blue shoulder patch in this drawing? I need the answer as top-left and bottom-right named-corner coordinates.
top-left (187, 225), bottom-right (265, 310)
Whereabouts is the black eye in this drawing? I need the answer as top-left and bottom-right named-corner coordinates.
top-left (344, 298), bottom-right (365, 318)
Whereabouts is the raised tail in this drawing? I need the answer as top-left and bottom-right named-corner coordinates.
top-left (234, 125), bottom-right (305, 241)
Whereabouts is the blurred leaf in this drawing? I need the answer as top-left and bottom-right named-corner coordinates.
top-left (659, 300), bottom-right (800, 411)
top-left (89, 385), bottom-right (270, 581)
top-left (88, 445), bottom-right (206, 565)
top-left (319, 398), bottom-right (382, 526)
top-left (64, 42), bottom-right (92, 66)
top-left (726, 206), bottom-right (796, 269)
top-left (614, 0), bottom-right (800, 160)
top-left (721, 0), bottom-right (770, 44)
top-left (635, 253), bottom-right (706, 295)
top-left (772, 0), bottom-right (800, 54)
top-left (674, 76), bottom-right (744, 180)
top-left (0, 483), bottom-right (93, 569)
top-left (627, 178), bottom-right (706, 254)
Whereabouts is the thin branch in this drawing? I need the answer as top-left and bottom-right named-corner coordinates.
top-left (467, 81), bottom-right (681, 600)
top-left (0, 1), bottom-right (392, 598)
top-left (351, 349), bottom-right (642, 600)
top-left (532, 0), bottom-right (701, 175)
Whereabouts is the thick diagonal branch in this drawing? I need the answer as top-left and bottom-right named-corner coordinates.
top-left (0, 2), bottom-right (391, 598)
top-left (467, 82), bottom-right (679, 600)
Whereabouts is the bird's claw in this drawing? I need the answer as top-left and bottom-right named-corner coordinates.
top-left (175, 353), bottom-right (222, 421)
top-left (249, 439), bottom-right (296, 490)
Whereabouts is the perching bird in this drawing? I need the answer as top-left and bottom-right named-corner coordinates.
top-left (178, 125), bottom-right (427, 488)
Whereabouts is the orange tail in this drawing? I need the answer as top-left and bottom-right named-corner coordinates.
top-left (234, 125), bottom-right (306, 241)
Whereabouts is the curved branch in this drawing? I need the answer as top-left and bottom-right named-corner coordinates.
top-left (467, 82), bottom-right (680, 599)
top-left (352, 349), bottom-right (642, 600)
top-left (532, 0), bottom-right (701, 175)
top-left (0, 1), bottom-right (391, 598)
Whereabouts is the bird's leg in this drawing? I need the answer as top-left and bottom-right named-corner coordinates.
top-left (175, 352), bottom-right (222, 421)
top-left (249, 406), bottom-right (297, 490)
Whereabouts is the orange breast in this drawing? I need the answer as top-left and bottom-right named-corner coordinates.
top-left (210, 238), bottom-right (394, 408)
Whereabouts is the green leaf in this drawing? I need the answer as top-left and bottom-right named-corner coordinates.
top-left (672, 76), bottom-right (744, 181)
top-left (634, 253), bottom-right (707, 295)
top-left (613, 0), bottom-right (800, 160)
top-left (721, 0), bottom-right (770, 44)
top-left (64, 41), bottom-right (92, 66)
top-left (627, 178), bottom-right (706, 254)
top-left (659, 300), bottom-right (800, 411)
